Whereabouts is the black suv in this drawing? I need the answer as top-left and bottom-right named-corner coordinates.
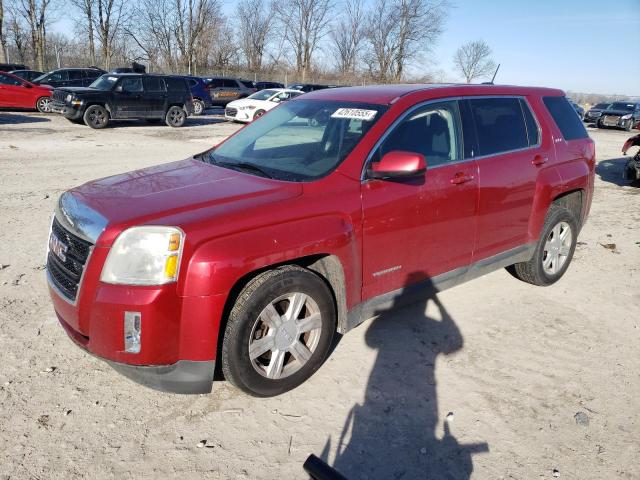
top-left (50, 74), bottom-right (194, 129)
top-left (287, 83), bottom-right (334, 93)
top-left (32, 67), bottom-right (106, 88)
top-left (204, 77), bottom-right (256, 106)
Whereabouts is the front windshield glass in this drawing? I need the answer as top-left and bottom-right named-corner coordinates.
top-left (248, 89), bottom-right (278, 101)
top-left (32, 73), bottom-right (48, 83)
top-left (207, 100), bottom-right (386, 182)
top-left (89, 75), bottom-right (118, 90)
top-left (609, 102), bottom-right (634, 111)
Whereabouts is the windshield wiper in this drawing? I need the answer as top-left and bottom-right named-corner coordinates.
top-left (208, 155), bottom-right (273, 179)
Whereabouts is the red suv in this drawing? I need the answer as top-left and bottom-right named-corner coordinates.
top-left (47, 84), bottom-right (595, 396)
top-left (0, 71), bottom-right (52, 112)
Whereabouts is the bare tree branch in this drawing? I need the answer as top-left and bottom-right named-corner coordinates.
top-left (453, 39), bottom-right (497, 84)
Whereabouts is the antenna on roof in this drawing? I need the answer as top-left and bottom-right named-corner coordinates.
top-left (490, 64), bottom-right (500, 84)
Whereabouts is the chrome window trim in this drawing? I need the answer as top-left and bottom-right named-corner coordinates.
top-left (360, 94), bottom-right (543, 181)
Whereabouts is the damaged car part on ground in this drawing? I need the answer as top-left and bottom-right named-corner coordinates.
top-left (46, 83), bottom-right (595, 397)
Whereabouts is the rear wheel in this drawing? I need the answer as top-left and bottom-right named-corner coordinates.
top-left (165, 106), bottom-right (187, 127)
top-left (221, 266), bottom-right (336, 397)
top-left (36, 96), bottom-right (52, 113)
top-left (192, 99), bottom-right (205, 116)
top-left (83, 105), bottom-right (109, 129)
top-left (507, 204), bottom-right (578, 286)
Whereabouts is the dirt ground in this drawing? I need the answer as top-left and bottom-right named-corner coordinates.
top-left (0, 110), bottom-right (638, 480)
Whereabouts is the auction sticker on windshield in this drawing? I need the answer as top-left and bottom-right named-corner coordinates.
top-left (331, 108), bottom-right (378, 121)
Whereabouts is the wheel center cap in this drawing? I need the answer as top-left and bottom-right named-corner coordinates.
top-left (275, 321), bottom-right (297, 350)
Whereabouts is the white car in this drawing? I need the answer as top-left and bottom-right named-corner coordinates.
top-left (224, 88), bottom-right (304, 122)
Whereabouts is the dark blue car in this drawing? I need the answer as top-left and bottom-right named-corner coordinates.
top-left (182, 76), bottom-right (213, 115)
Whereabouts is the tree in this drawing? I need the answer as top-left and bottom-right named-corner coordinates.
top-left (453, 39), bottom-right (497, 84)
top-left (19, 0), bottom-right (54, 70)
top-left (236, 0), bottom-right (272, 71)
top-left (330, 0), bottom-right (365, 76)
top-left (276, 0), bottom-right (333, 81)
top-left (0, 0), bottom-right (7, 62)
top-left (70, 0), bottom-right (96, 65)
top-left (95, 0), bottom-right (127, 70)
top-left (174, 0), bottom-right (217, 74)
top-left (365, 0), bottom-right (448, 82)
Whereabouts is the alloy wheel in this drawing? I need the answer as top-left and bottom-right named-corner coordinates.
top-left (37, 97), bottom-right (52, 113)
top-left (248, 292), bottom-right (323, 380)
top-left (542, 221), bottom-right (572, 275)
top-left (169, 109), bottom-right (185, 126)
top-left (88, 107), bottom-right (106, 126)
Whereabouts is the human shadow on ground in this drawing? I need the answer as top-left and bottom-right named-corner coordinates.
top-left (596, 157), bottom-right (640, 187)
top-left (0, 112), bottom-right (51, 125)
top-left (321, 272), bottom-right (488, 479)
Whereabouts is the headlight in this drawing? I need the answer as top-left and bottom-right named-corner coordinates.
top-left (621, 114), bottom-right (632, 120)
top-left (100, 226), bottom-right (184, 285)
top-left (66, 94), bottom-right (72, 102)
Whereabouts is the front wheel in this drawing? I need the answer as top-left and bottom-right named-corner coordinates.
top-left (253, 109), bottom-right (266, 121)
top-left (36, 96), bottom-right (52, 113)
top-left (165, 106), bottom-right (187, 127)
top-left (221, 266), bottom-right (336, 397)
top-left (507, 204), bottom-right (578, 286)
top-left (83, 105), bottom-right (109, 129)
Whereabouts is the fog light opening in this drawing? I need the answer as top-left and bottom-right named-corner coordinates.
top-left (124, 311), bottom-right (141, 353)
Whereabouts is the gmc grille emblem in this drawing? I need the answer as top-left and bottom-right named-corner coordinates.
top-left (49, 233), bottom-right (68, 263)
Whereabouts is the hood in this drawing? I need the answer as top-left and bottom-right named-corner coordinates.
top-left (63, 158), bottom-right (302, 243)
top-left (600, 109), bottom-right (634, 116)
top-left (57, 87), bottom-right (104, 95)
top-left (227, 98), bottom-right (269, 109)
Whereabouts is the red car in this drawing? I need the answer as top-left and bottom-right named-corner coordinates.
top-left (0, 71), bottom-right (52, 112)
top-left (47, 84), bottom-right (595, 396)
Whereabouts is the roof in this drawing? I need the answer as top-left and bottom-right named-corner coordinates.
top-left (302, 83), bottom-right (565, 105)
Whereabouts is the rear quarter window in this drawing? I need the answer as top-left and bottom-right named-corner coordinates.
top-left (543, 96), bottom-right (588, 141)
top-left (468, 97), bottom-right (529, 156)
top-left (164, 77), bottom-right (188, 92)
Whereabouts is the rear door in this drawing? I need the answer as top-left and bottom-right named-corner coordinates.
top-left (465, 96), bottom-right (549, 261)
top-left (67, 70), bottom-right (84, 87)
top-left (83, 69), bottom-right (102, 86)
top-left (44, 70), bottom-right (68, 88)
top-left (142, 76), bottom-right (167, 117)
top-left (361, 100), bottom-right (479, 298)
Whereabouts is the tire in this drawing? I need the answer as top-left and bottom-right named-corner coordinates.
top-left (83, 105), bottom-right (109, 129)
top-left (192, 99), bottom-right (205, 116)
top-left (253, 109), bottom-right (266, 121)
top-left (596, 119), bottom-right (603, 129)
top-left (165, 106), bottom-right (186, 127)
top-left (221, 265), bottom-right (336, 397)
top-left (36, 96), bottom-right (52, 113)
top-left (507, 204), bottom-right (578, 286)
top-left (625, 120), bottom-right (634, 132)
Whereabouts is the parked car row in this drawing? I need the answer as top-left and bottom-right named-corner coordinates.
top-left (584, 101), bottom-right (640, 132)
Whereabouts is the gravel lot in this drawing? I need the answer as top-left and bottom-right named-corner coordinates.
top-left (0, 110), bottom-right (638, 480)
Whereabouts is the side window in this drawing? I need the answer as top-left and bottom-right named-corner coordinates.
top-left (0, 74), bottom-right (22, 86)
top-left (49, 71), bottom-right (68, 82)
top-left (542, 96), bottom-right (588, 141)
top-left (119, 77), bottom-right (143, 93)
top-left (68, 70), bottom-right (84, 80)
top-left (223, 79), bottom-right (238, 88)
top-left (519, 99), bottom-right (540, 146)
top-left (469, 97), bottom-right (529, 156)
top-left (209, 79), bottom-right (224, 88)
top-left (84, 69), bottom-right (101, 79)
top-left (378, 101), bottom-right (461, 168)
top-left (164, 77), bottom-right (186, 92)
top-left (188, 79), bottom-right (198, 88)
top-left (144, 76), bottom-right (165, 92)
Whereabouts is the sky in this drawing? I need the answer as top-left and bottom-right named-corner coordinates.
top-left (51, 0), bottom-right (640, 96)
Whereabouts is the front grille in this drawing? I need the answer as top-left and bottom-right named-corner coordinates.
top-left (602, 115), bottom-right (620, 126)
top-left (47, 217), bottom-right (93, 301)
top-left (225, 107), bottom-right (237, 117)
top-left (52, 90), bottom-right (67, 103)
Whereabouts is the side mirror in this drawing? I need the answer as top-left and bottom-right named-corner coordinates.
top-left (369, 151), bottom-right (426, 180)
top-left (115, 84), bottom-right (123, 93)
top-left (271, 97), bottom-right (281, 103)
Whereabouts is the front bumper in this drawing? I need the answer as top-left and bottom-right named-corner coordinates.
top-left (224, 110), bottom-right (252, 122)
top-left (108, 359), bottom-right (215, 394)
top-left (51, 101), bottom-right (83, 120)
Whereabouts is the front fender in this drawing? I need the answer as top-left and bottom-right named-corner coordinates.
top-left (179, 214), bottom-right (360, 307)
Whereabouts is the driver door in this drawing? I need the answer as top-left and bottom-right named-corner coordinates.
top-left (361, 100), bottom-right (479, 299)
top-left (112, 77), bottom-right (144, 118)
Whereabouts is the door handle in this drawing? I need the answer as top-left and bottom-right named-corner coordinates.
top-left (450, 172), bottom-right (475, 185)
top-left (532, 155), bottom-right (548, 166)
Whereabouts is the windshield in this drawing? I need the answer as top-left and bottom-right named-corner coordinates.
top-left (206, 100), bottom-right (386, 181)
top-left (89, 75), bottom-right (118, 90)
top-left (609, 102), bottom-right (634, 111)
top-left (594, 103), bottom-right (610, 109)
top-left (32, 73), bottom-right (48, 83)
top-left (248, 89), bottom-right (278, 101)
